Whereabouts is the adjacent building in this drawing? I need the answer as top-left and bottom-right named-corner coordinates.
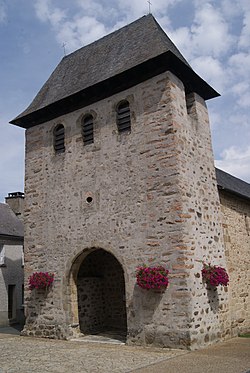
top-left (216, 169), bottom-right (250, 337)
top-left (0, 193), bottom-right (24, 326)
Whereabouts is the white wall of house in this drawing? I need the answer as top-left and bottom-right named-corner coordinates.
top-left (0, 241), bottom-right (24, 326)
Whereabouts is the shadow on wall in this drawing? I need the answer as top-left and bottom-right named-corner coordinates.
top-left (206, 287), bottom-right (220, 313)
top-left (128, 284), bottom-right (163, 343)
top-left (1, 255), bottom-right (24, 327)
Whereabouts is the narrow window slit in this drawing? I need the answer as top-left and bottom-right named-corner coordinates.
top-left (54, 124), bottom-right (65, 154)
top-left (82, 115), bottom-right (94, 145)
top-left (117, 101), bottom-right (131, 133)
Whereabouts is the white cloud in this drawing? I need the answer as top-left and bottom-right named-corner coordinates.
top-left (34, 0), bottom-right (116, 52)
top-left (215, 146), bottom-right (250, 183)
top-left (231, 81), bottom-right (249, 95)
top-left (240, 0), bottom-right (250, 12)
top-left (166, 2), bottom-right (234, 94)
top-left (76, 0), bottom-right (122, 25)
top-left (116, 0), bottom-right (181, 20)
top-left (191, 56), bottom-right (226, 93)
top-left (191, 3), bottom-right (233, 58)
top-left (0, 1), bottom-right (6, 23)
top-left (168, 26), bottom-right (192, 59)
top-left (169, 2), bottom-right (234, 61)
top-left (57, 16), bottom-right (108, 52)
top-left (231, 82), bottom-right (250, 108)
top-left (221, 0), bottom-right (242, 18)
top-left (33, 0), bottom-right (182, 54)
top-left (236, 92), bottom-right (250, 108)
top-left (228, 52), bottom-right (250, 78)
top-left (220, 0), bottom-right (250, 51)
top-left (34, 0), bottom-right (66, 26)
top-left (207, 108), bottom-right (222, 131)
top-left (112, 0), bottom-right (147, 19)
top-left (239, 10), bottom-right (250, 49)
top-left (76, 0), bottom-right (106, 17)
top-left (227, 112), bottom-right (250, 131)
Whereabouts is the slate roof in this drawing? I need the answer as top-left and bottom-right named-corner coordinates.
top-left (11, 14), bottom-right (219, 128)
top-left (0, 203), bottom-right (24, 239)
top-left (216, 168), bottom-right (250, 201)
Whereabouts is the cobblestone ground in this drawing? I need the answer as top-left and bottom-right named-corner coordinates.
top-left (0, 334), bottom-right (186, 373)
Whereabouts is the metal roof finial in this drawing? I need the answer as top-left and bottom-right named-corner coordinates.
top-left (147, 0), bottom-right (152, 14)
top-left (62, 42), bottom-right (67, 56)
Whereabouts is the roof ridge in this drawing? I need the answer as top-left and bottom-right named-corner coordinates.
top-left (151, 17), bottom-right (191, 67)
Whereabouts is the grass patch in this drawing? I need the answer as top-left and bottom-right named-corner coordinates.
top-left (239, 333), bottom-right (250, 338)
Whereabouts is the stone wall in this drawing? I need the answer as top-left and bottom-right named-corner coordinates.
top-left (23, 70), bottom-right (228, 349)
top-left (77, 277), bottom-right (106, 333)
top-left (219, 190), bottom-right (250, 336)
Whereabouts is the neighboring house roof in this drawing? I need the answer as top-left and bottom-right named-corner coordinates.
top-left (0, 203), bottom-right (24, 239)
top-left (10, 14), bottom-right (219, 129)
top-left (216, 168), bottom-right (250, 201)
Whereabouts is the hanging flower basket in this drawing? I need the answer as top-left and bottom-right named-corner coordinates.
top-left (28, 272), bottom-right (54, 290)
top-left (136, 265), bottom-right (169, 290)
top-left (202, 263), bottom-right (229, 287)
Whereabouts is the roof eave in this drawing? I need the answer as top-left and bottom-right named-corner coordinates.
top-left (10, 51), bottom-right (219, 129)
top-left (0, 233), bottom-right (24, 241)
top-left (218, 185), bottom-right (250, 202)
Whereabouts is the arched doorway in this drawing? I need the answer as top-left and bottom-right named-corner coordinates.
top-left (76, 249), bottom-right (127, 340)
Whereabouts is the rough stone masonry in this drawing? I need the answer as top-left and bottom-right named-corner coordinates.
top-left (10, 15), bottom-right (249, 350)
top-left (21, 71), bottom-right (228, 349)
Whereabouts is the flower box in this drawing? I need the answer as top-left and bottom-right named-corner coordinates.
top-left (136, 265), bottom-right (169, 290)
top-left (202, 263), bottom-right (229, 287)
top-left (28, 272), bottom-right (54, 290)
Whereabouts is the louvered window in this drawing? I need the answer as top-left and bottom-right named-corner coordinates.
top-left (82, 115), bottom-right (94, 145)
top-left (117, 101), bottom-right (131, 133)
top-left (54, 124), bottom-right (65, 154)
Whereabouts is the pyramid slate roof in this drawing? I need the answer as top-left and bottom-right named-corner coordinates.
top-left (0, 203), bottom-right (24, 239)
top-left (11, 15), bottom-right (219, 128)
top-left (216, 168), bottom-right (250, 201)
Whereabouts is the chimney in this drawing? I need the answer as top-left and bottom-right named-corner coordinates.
top-left (5, 192), bottom-right (24, 220)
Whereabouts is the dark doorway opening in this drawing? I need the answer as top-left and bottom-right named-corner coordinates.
top-left (8, 284), bottom-right (16, 321)
top-left (77, 249), bottom-right (127, 341)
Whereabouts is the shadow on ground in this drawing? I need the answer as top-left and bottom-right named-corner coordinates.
top-left (0, 323), bottom-right (23, 335)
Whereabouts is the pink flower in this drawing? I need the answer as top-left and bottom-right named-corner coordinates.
top-left (28, 272), bottom-right (54, 290)
top-left (202, 263), bottom-right (229, 287)
top-left (136, 266), bottom-right (169, 290)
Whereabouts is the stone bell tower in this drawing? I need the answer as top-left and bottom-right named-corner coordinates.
top-left (10, 15), bottom-right (229, 349)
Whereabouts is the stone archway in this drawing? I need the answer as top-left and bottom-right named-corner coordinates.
top-left (76, 249), bottom-right (127, 339)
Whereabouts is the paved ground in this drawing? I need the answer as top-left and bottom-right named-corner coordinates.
top-left (133, 337), bottom-right (250, 373)
top-left (0, 327), bottom-right (249, 373)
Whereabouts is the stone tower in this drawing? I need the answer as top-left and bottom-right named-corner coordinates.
top-left (10, 15), bottom-right (229, 349)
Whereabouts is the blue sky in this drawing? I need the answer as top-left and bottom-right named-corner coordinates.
top-left (0, 0), bottom-right (250, 202)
